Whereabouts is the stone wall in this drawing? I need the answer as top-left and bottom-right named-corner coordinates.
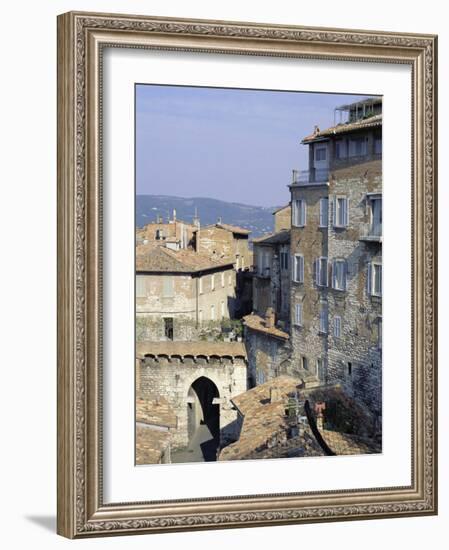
top-left (290, 184), bottom-right (329, 381)
top-left (326, 158), bottom-right (382, 415)
top-left (139, 355), bottom-right (248, 448)
top-left (274, 205), bottom-right (291, 233)
top-left (244, 328), bottom-right (292, 386)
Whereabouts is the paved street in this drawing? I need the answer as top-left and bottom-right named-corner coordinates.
top-left (171, 424), bottom-right (218, 463)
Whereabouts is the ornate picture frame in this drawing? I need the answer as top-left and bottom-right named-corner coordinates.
top-left (57, 11), bottom-right (437, 538)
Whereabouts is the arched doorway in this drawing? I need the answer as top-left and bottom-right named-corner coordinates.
top-left (187, 377), bottom-right (220, 461)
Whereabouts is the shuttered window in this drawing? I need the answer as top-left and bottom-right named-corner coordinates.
top-left (136, 276), bottom-right (146, 298)
top-left (332, 259), bottom-right (347, 291)
top-left (162, 276), bottom-right (174, 297)
top-left (315, 257), bottom-right (328, 287)
top-left (319, 305), bottom-right (328, 334)
top-left (333, 196), bottom-right (349, 228)
top-left (292, 199), bottom-right (306, 227)
top-left (294, 303), bottom-right (303, 326)
top-left (319, 198), bottom-right (329, 227)
top-left (292, 254), bottom-right (304, 283)
top-left (334, 316), bottom-right (342, 338)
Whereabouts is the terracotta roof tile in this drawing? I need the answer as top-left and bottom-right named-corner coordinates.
top-left (243, 314), bottom-right (289, 340)
top-left (136, 425), bottom-right (172, 465)
top-left (136, 396), bottom-right (177, 429)
top-left (136, 244), bottom-right (233, 273)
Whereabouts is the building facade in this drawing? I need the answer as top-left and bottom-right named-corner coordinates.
top-left (136, 245), bottom-right (237, 341)
top-left (290, 97), bottom-right (382, 416)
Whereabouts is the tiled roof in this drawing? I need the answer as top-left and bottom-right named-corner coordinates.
top-left (136, 245), bottom-right (233, 273)
top-left (320, 429), bottom-right (381, 455)
top-left (243, 314), bottom-right (289, 340)
top-left (302, 114), bottom-right (382, 143)
top-left (136, 425), bottom-right (172, 465)
top-left (219, 376), bottom-right (305, 460)
top-left (136, 396), bottom-right (177, 429)
top-left (219, 378), bottom-right (381, 461)
top-left (252, 229), bottom-right (290, 246)
top-left (137, 341), bottom-right (247, 360)
top-left (196, 223), bottom-right (251, 236)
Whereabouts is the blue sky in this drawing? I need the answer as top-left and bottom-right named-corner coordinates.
top-left (136, 85), bottom-right (372, 207)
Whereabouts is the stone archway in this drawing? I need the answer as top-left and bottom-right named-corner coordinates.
top-left (186, 376), bottom-right (220, 461)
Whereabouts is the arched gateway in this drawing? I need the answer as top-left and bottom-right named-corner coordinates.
top-left (137, 341), bottom-right (248, 459)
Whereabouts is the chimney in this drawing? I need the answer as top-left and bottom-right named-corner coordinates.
top-left (265, 307), bottom-right (275, 329)
top-left (172, 209), bottom-right (177, 222)
top-left (270, 386), bottom-right (281, 403)
top-left (217, 216), bottom-right (222, 224)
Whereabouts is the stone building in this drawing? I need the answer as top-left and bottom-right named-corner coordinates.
top-left (273, 204), bottom-right (291, 233)
top-left (136, 210), bottom-right (198, 251)
top-left (289, 97), bottom-right (382, 416)
top-left (136, 245), bottom-right (237, 341)
top-left (193, 222), bottom-right (253, 271)
top-left (137, 341), bottom-right (248, 452)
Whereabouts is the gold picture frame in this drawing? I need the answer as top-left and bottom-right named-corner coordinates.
top-left (57, 11), bottom-right (438, 538)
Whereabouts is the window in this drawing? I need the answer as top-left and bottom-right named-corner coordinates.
top-left (155, 229), bottom-right (164, 240)
top-left (221, 301), bottom-right (225, 319)
top-left (294, 303), bottom-right (303, 326)
top-left (316, 358), bottom-right (325, 380)
top-left (211, 274), bottom-right (215, 291)
top-left (221, 272), bottom-right (225, 287)
top-left (292, 254), bottom-right (304, 283)
top-left (369, 195), bottom-right (382, 236)
top-left (136, 276), bottom-right (146, 298)
top-left (292, 199), bottom-right (306, 227)
top-left (349, 137), bottom-right (368, 157)
top-left (319, 198), bottom-right (328, 227)
top-left (302, 356), bottom-right (308, 371)
top-left (198, 276), bottom-right (203, 294)
top-left (347, 362), bottom-right (352, 376)
top-left (164, 318), bottom-right (174, 340)
top-left (210, 304), bottom-right (215, 321)
top-left (280, 251), bottom-right (289, 270)
top-left (377, 317), bottom-right (382, 349)
top-left (335, 140), bottom-right (347, 159)
top-left (332, 259), bottom-right (347, 291)
top-left (162, 276), bottom-right (174, 297)
top-left (374, 137), bottom-right (382, 155)
top-left (315, 257), bottom-right (328, 287)
top-left (367, 262), bottom-right (382, 297)
top-left (319, 305), bottom-right (328, 334)
top-left (315, 147), bottom-right (327, 161)
top-left (333, 196), bottom-right (349, 227)
top-left (334, 315), bottom-right (342, 338)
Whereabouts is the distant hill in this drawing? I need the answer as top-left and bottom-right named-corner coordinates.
top-left (136, 195), bottom-right (283, 239)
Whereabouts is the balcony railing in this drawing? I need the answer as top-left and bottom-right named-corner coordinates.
top-left (292, 168), bottom-right (329, 185)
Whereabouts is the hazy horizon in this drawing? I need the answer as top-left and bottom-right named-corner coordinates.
top-left (136, 85), bottom-right (374, 207)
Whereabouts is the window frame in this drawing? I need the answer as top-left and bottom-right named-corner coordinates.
top-left (292, 254), bottom-right (304, 283)
top-left (319, 197), bottom-right (329, 228)
top-left (334, 315), bottom-right (342, 338)
top-left (316, 256), bottom-right (328, 287)
top-left (292, 199), bottom-right (307, 228)
top-left (294, 302), bottom-right (303, 327)
top-left (333, 196), bottom-right (349, 228)
top-left (332, 259), bottom-right (347, 291)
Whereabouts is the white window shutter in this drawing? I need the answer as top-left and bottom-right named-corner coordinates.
top-left (300, 256), bottom-right (304, 282)
top-left (314, 258), bottom-right (318, 286)
top-left (302, 201), bottom-right (307, 226)
top-left (344, 198), bottom-right (349, 226)
top-left (332, 197), bottom-right (337, 227)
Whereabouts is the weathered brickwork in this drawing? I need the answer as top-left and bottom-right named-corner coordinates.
top-left (273, 204), bottom-right (291, 233)
top-left (138, 353), bottom-right (248, 448)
